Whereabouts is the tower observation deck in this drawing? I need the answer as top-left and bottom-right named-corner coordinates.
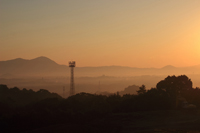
top-left (69, 61), bottom-right (75, 96)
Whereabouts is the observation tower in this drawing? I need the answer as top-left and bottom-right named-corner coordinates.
top-left (69, 61), bottom-right (75, 96)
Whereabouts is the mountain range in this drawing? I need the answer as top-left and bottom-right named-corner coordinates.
top-left (1, 56), bottom-right (200, 78)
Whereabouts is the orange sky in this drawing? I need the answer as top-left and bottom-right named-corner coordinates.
top-left (1, 0), bottom-right (200, 68)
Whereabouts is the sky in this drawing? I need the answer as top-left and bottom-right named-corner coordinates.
top-left (1, 0), bottom-right (200, 68)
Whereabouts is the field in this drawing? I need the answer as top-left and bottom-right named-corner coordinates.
top-left (24, 110), bottom-right (200, 133)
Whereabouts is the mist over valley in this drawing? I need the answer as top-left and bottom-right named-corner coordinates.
top-left (1, 56), bottom-right (200, 97)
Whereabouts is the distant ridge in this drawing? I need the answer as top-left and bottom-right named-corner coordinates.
top-left (1, 56), bottom-right (56, 64)
top-left (0, 56), bottom-right (67, 77)
top-left (161, 65), bottom-right (176, 69)
top-left (0, 57), bottom-right (200, 78)
top-left (29, 56), bottom-right (58, 66)
top-left (31, 56), bottom-right (56, 62)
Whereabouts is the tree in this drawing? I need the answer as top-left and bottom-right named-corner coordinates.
top-left (156, 75), bottom-right (192, 95)
top-left (137, 85), bottom-right (146, 95)
top-left (156, 75), bottom-right (192, 108)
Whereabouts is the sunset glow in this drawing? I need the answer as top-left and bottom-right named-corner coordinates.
top-left (1, 0), bottom-right (200, 67)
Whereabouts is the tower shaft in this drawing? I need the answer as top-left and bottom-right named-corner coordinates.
top-left (70, 67), bottom-right (75, 96)
top-left (69, 61), bottom-right (75, 96)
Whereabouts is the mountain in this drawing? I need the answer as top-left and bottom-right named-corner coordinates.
top-left (161, 65), bottom-right (176, 70)
top-left (0, 57), bottom-right (200, 78)
top-left (0, 56), bottom-right (68, 77)
top-left (118, 85), bottom-right (139, 95)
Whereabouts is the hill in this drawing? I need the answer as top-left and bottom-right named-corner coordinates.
top-left (1, 56), bottom-right (200, 78)
top-left (0, 56), bottom-right (67, 77)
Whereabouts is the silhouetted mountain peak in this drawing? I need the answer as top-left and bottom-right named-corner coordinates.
top-left (31, 56), bottom-right (58, 65)
top-left (6, 58), bottom-right (27, 62)
top-left (33, 56), bottom-right (50, 60)
top-left (32, 56), bottom-right (52, 61)
top-left (14, 58), bottom-right (24, 60)
top-left (161, 65), bottom-right (176, 69)
top-left (0, 56), bottom-right (62, 77)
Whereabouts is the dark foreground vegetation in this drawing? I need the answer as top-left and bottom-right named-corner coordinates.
top-left (1, 75), bottom-right (200, 132)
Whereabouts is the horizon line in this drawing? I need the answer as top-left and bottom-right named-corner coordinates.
top-left (1, 56), bottom-right (199, 69)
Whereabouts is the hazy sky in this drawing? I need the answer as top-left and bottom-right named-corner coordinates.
top-left (1, 0), bottom-right (200, 68)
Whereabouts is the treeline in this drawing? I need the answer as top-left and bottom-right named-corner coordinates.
top-left (1, 75), bottom-right (200, 132)
top-left (0, 85), bottom-right (62, 107)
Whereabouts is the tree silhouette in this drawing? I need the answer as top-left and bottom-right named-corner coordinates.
top-left (156, 75), bottom-right (192, 108)
top-left (137, 85), bottom-right (146, 95)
